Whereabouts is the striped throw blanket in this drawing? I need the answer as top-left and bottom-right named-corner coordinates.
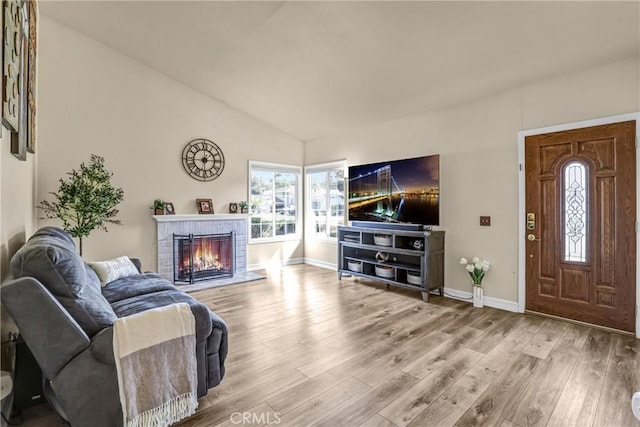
top-left (113, 303), bottom-right (198, 427)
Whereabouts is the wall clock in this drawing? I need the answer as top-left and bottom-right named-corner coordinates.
top-left (181, 138), bottom-right (225, 182)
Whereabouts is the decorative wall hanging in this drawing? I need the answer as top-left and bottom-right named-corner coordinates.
top-left (1, 1), bottom-right (3, 136)
top-left (2, 0), bottom-right (34, 161)
top-left (181, 138), bottom-right (225, 182)
top-left (2, 0), bottom-right (22, 133)
top-left (14, 0), bottom-right (28, 160)
top-left (26, 0), bottom-right (36, 153)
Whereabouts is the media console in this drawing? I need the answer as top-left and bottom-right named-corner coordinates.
top-left (337, 224), bottom-right (445, 301)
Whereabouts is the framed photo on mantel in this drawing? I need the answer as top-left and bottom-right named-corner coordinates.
top-left (196, 198), bottom-right (213, 214)
top-left (165, 202), bottom-right (175, 215)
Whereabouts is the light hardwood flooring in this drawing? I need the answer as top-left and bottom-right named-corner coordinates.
top-left (19, 264), bottom-right (640, 427)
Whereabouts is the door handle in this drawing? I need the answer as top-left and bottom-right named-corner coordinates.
top-left (527, 234), bottom-right (541, 241)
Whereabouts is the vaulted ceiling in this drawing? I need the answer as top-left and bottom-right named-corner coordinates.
top-left (41, 1), bottom-right (640, 142)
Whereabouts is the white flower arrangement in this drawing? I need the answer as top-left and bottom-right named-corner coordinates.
top-left (459, 256), bottom-right (490, 286)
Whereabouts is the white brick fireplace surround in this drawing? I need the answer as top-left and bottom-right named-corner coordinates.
top-left (153, 214), bottom-right (249, 282)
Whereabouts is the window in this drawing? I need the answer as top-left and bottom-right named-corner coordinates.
top-left (305, 161), bottom-right (346, 240)
top-left (249, 161), bottom-right (301, 242)
top-left (563, 161), bottom-right (588, 263)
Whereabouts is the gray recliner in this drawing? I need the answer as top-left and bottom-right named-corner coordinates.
top-left (2, 227), bottom-right (228, 426)
top-left (3, 276), bottom-right (121, 424)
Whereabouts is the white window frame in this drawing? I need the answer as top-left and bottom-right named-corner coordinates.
top-left (304, 160), bottom-right (347, 243)
top-left (248, 160), bottom-right (302, 244)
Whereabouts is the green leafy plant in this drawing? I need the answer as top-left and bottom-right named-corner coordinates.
top-left (151, 199), bottom-right (166, 210)
top-left (38, 155), bottom-right (124, 255)
top-left (238, 200), bottom-right (249, 210)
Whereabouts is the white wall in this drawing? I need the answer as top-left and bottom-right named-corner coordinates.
top-left (0, 125), bottom-right (38, 370)
top-left (38, 17), bottom-right (305, 270)
top-left (37, 15), bottom-right (640, 306)
top-left (304, 57), bottom-right (640, 305)
top-left (0, 127), bottom-right (38, 281)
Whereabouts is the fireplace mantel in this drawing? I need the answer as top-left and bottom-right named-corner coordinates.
top-left (154, 214), bottom-right (249, 282)
top-left (153, 214), bottom-right (249, 222)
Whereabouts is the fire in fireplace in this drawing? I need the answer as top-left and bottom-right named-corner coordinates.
top-left (173, 232), bottom-right (235, 284)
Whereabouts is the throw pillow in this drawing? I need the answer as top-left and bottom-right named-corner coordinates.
top-left (89, 256), bottom-right (140, 287)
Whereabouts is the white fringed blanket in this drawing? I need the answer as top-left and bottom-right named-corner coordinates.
top-left (113, 303), bottom-right (198, 427)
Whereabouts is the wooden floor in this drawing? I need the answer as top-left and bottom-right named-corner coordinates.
top-left (21, 264), bottom-right (640, 427)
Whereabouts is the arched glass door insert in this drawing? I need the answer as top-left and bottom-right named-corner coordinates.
top-left (563, 161), bottom-right (588, 263)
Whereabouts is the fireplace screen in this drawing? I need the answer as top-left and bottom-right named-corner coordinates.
top-left (173, 232), bottom-right (235, 284)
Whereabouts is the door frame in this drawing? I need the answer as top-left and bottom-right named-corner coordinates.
top-left (517, 112), bottom-right (640, 338)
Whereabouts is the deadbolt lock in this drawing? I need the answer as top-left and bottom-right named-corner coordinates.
top-left (526, 213), bottom-right (536, 230)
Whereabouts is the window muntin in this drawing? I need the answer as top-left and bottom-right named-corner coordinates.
top-left (563, 161), bottom-right (588, 263)
top-left (249, 162), bottom-right (301, 242)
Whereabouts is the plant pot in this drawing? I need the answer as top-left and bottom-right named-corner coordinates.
top-left (154, 208), bottom-right (165, 215)
top-left (241, 207), bottom-right (248, 214)
top-left (473, 285), bottom-right (483, 308)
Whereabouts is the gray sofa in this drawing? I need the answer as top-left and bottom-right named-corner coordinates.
top-left (2, 227), bottom-right (228, 426)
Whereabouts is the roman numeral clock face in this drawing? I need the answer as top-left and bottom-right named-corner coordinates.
top-left (181, 139), bottom-right (225, 182)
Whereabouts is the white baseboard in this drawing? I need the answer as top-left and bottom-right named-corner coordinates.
top-left (484, 295), bottom-right (519, 313)
top-left (442, 288), bottom-right (519, 313)
top-left (247, 257), bottom-right (304, 271)
top-left (252, 260), bottom-right (520, 314)
top-left (303, 258), bottom-right (337, 271)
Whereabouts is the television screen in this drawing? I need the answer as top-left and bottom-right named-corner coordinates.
top-left (348, 154), bottom-right (439, 226)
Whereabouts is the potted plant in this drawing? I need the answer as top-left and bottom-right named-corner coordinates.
top-left (38, 155), bottom-right (124, 256)
top-left (238, 201), bottom-right (249, 214)
top-left (459, 256), bottom-right (490, 308)
top-left (151, 199), bottom-right (167, 215)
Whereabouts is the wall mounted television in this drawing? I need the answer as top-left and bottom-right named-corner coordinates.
top-left (348, 154), bottom-right (439, 227)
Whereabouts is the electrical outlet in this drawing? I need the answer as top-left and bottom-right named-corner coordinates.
top-left (480, 216), bottom-right (491, 226)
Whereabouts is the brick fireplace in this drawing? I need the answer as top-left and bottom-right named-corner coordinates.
top-left (153, 214), bottom-right (248, 283)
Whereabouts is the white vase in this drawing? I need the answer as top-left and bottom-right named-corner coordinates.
top-left (473, 285), bottom-right (483, 308)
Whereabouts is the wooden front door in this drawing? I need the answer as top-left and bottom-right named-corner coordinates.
top-left (525, 120), bottom-right (636, 332)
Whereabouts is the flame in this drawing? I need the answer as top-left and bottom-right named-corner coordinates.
top-left (182, 240), bottom-right (225, 272)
